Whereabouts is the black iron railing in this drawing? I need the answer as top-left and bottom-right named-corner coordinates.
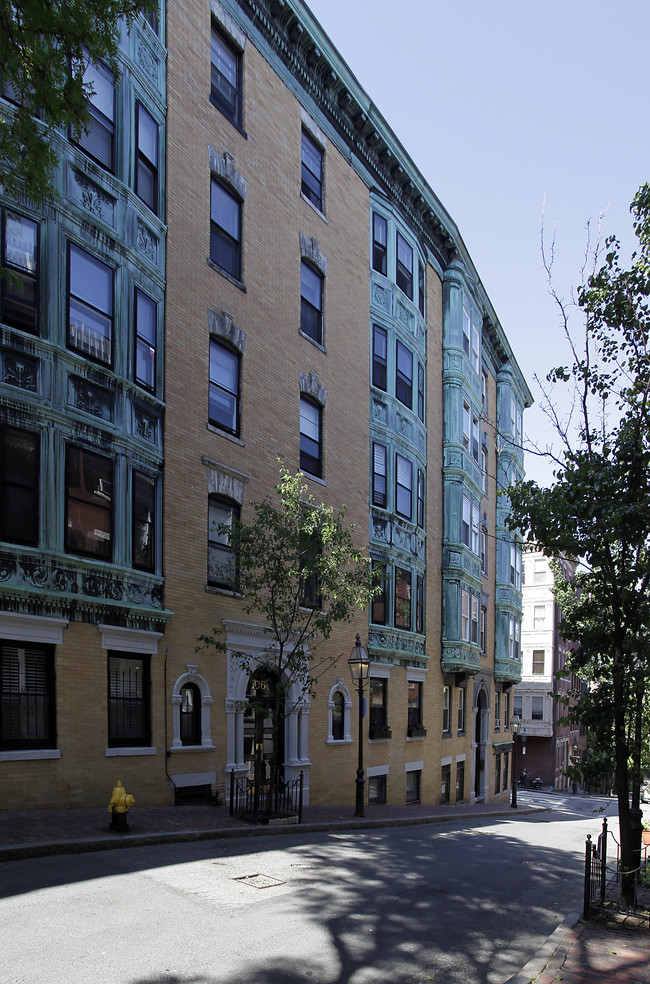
top-left (583, 818), bottom-right (608, 918)
top-left (229, 769), bottom-right (304, 824)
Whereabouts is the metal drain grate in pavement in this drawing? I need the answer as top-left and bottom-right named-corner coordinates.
top-left (232, 873), bottom-right (285, 889)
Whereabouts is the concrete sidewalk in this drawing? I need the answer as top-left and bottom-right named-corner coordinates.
top-left (1, 798), bottom-right (648, 984)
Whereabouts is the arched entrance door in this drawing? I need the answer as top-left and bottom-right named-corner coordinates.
top-left (243, 667), bottom-right (284, 783)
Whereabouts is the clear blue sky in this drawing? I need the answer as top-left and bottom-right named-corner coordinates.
top-left (306, 0), bottom-right (650, 484)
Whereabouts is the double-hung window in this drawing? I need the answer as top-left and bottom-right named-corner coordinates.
top-left (68, 244), bottom-right (113, 366)
top-left (417, 363), bottom-right (425, 421)
top-left (372, 325), bottom-right (387, 390)
top-left (471, 503), bottom-right (480, 554)
top-left (76, 57), bottom-right (115, 171)
top-left (395, 453), bottom-right (412, 519)
top-left (1, 210), bottom-right (38, 332)
top-left (462, 401), bottom-right (471, 451)
top-left (418, 261), bottom-right (425, 316)
top-left (371, 563), bottom-right (386, 625)
top-left (394, 567), bottom-right (411, 629)
top-left (211, 27), bottom-right (242, 126)
top-left (372, 213), bottom-right (387, 275)
top-left (300, 397), bottom-right (322, 477)
top-left (471, 596), bottom-right (479, 644)
top-left (417, 469), bottom-right (425, 527)
top-left (462, 496), bottom-right (471, 547)
top-left (65, 445), bottom-right (112, 560)
top-left (532, 650), bottom-right (545, 675)
top-left (210, 179), bottom-right (242, 281)
top-left (132, 472), bottom-right (155, 573)
top-left (472, 413), bottom-right (480, 462)
top-left (1, 426), bottom-right (38, 546)
top-left (136, 103), bottom-right (158, 213)
top-left (407, 680), bottom-right (423, 732)
top-left (300, 262), bottom-right (323, 344)
top-left (461, 589), bottom-right (470, 641)
top-left (108, 653), bottom-right (150, 747)
top-left (208, 496), bottom-right (239, 589)
top-left (372, 442), bottom-right (387, 507)
top-left (509, 617), bottom-right (520, 660)
top-left (457, 687), bottom-right (466, 732)
top-left (416, 575), bottom-right (424, 634)
top-left (301, 130), bottom-right (323, 211)
top-left (209, 339), bottom-right (240, 436)
top-left (396, 340), bottom-right (413, 408)
top-left (462, 307), bottom-right (470, 357)
top-left (0, 642), bottom-right (55, 750)
top-left (180, 682), bottom-right (201, 746)
top-left (396, 233), bottom-right (413, 300)
top-left (510, 543), bottom-right (522, 589)
top-left (135, 288), bottom-right (156, 392)
top-left (442, 686), bottom-right (450, 733)
top-left (480, 607), bottom-right (487, 653)
top-left (369, 678), bottom-right (388, 734)
top-left (471, 324), bottom-right (480, 373)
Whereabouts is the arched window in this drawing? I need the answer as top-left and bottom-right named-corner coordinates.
top-left (327, 680), bottom-right (352, 743)
top-left (331, 691), bottom-right (344, 741)
top-left (180, 682), bottom-right (201, 746)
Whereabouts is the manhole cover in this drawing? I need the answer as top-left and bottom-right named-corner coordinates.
top-left (232, 873), bottom-right (285, 889)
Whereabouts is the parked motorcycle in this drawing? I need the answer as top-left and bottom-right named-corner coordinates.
top-left (517, 770), bottom-right (543, 790)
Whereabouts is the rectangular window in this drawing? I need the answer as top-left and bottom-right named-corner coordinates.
top-left (513, 694), bottom-right (522, 718)
top-left (210, 179), bottom-right (241, 281)
top-left (481, 446), bottom-right (487, 495)
top-left (480, 527), bottom-right (487, 574)
top-left (68, 243), bottom-right (113, 366)
top-left (208, 496), bottom-right (239, 588)
top-left (509, 618), bottom-right (520, 660)
top-left (471, 324), bottom-right (480, 374)
top-left (462, 495), bottom-right (470, 547)
top-left (372, 325), bottom-right (387, 390)
top-left (480, 607), bottom-right (487, 654)
top-left (481, 369), bottom-right (488, 411)
top-left (395, 453), bottom-right (412, 519)
top-left (132, 472), bottom-right (155, 572)
top-left (471, 595), bottom-right (479, 645)
top-left (1, 426), bottom-right (38, 546)
top-left (300, 261), bottom-right (323, 344)
top-left (407, 680), bottom-right (423, 732)
top-left (372, 443), bottom-right (387, 508)
top-left (135, 288), bottom-right (156, 392)
top-left (462, 401), bottom-right (470, 451)
top-left (531, 696), bottom-right (544, 721)
top-left (211, 27), bottom-right (242, 126)
top-left (394, 567), bottom-right (412, 629)
top-left (462, 307), bottom-right (470, 357)
top-left (368, 774), bottom-right (387, 803)
top-left (416, 574), bottom-right (424, 634)
top-left (299, 532), bottom-right (322, 610)
top-left (442, 686), bottom-right (450, 733)
top-left (371, 563), bottom-right (386, 625)
top-left (472, 414), bottom-right (480, 462)
top-left (369, 678), bottom-right (388, 734)
top-left (441, 763), bottom-right (451, 803)
top-left (107, 653), bottom-right (150, 747)
top-left (534, 605), bottom-right (545, 628)
top-left (406, 769), bottom-right (421, 803)
top-left (534, 558), bottom-right (546, 583)
top-left (461, 589), bottom-right (470, 641)
top-left (1, 210), bottom-right (38, 332)
top-left (494, 691), bottom-right (500, 728)
top-left (136, 102), bottom-right (158, 213)
top-left (0, 642), bottom-right (55, 750)
top-left (495, 753), bottom-right (501, 794)
top-left (417, 362), bottom-right (425, 421)
top-left (457, 687), bottom-right (465, 732)
top-left (532, 650), bottom-right (545, 675)
top-left (301, 129), bottom-right (323, 211)
top-left (396, 232), bottom-right (413, 300)
top-left (504, 692), bottom-right (510, 728)
top-left (503, 752), bottom-right (509, 792)
top-left (209, 339), bottom-right (240, 436)
top-left (396, 340), bottom-right (413, 408)
top-left (456, 760), bottom-right (465, 801)
top-left (418, 260), bottom-right (425, 316)
top-left (65, 445), bottom-right (112, 559)
top-left (510, 543), bottom-right (522, 589)
top-left (417, 469), bottom-right (424, 528)
top-left (75, 56), bottom-right (115, 170)
top-left (300, 397), bottom-right (322, 477)
top-left (471, 504), bottom-right (480, 555)
top-left (372, 213), bottom-right (387, 275)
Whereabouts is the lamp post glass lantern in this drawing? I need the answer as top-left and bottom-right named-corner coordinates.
top-left (349, 633), bottom-right (369, 817)
top-left (510, 713), bottom-right (521, 808)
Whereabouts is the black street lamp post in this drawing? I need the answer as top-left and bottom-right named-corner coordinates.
top-left (348, 633), bottom-right (369, 817)
top-left (510, 714), bottom-right (521, 808)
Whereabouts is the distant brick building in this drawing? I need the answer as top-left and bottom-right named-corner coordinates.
top-left (0, 0), bottom-right (530, 810)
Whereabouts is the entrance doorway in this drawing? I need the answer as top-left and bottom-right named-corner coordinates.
top-left (243, 667), bottom-right (284, 782)
top-left (475, 688), bottom-right (487, 799)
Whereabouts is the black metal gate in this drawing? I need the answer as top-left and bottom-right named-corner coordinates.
top-left (583, 818), bottom-right (608, 918)
top-left (229, 769), bottom-right (304, 824)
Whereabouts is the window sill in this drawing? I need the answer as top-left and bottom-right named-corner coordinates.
top-left (169, 744), bottom-right (215, 753)
top-left (298, 329), bottom-right (327, 354)
top-left (206, 422), bottom-right (245, 446)
top-left (105, 746), bottom-right (157, 757)
top-left (0, 749), bottom-right (61, 761)
top-left (326, 738), bottom-right (352, 745)
top-left (406, 734), bottom-right (426, 741)
top-left (300, 192), bottom-right (328, 223)
top-left (205, 584), bottom-right (243, 597)
top-left (208, 94), bottom-right (247, 139)
top-left (300, 470), bottom-right (326, 487)
top-left (207, 258), bottom-right (246, 292)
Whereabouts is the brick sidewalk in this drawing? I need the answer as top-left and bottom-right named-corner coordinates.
top-left (530, 912), bottom-right (650, 984)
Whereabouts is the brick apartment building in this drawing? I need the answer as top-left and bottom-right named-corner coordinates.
top-left (0, 0), bottom-right (531, 810)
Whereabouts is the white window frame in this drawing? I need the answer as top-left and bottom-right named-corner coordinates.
top-left (327, 679), bottom-right (352, 743)
top-left (170, 665), bottom-right (215, 751)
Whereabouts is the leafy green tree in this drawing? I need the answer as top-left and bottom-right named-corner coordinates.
top-left (198, 466), bottom-right (377, 797)
top-left (0, 0), bottom-right (155, 202)
top-left (508, 184), bottom-right (650, 904)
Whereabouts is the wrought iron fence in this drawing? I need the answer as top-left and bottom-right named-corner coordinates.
top-left (583, 818), bottom-right (608, 918)
top-left (229, 769), bottom-right (304, 824)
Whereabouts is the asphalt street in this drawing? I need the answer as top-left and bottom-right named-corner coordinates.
top-left (0, 793), bottom-right (617, 984)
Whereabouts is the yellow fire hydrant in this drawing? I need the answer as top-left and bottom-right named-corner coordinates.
top-left (108, 779), bottom-right (135, 832)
